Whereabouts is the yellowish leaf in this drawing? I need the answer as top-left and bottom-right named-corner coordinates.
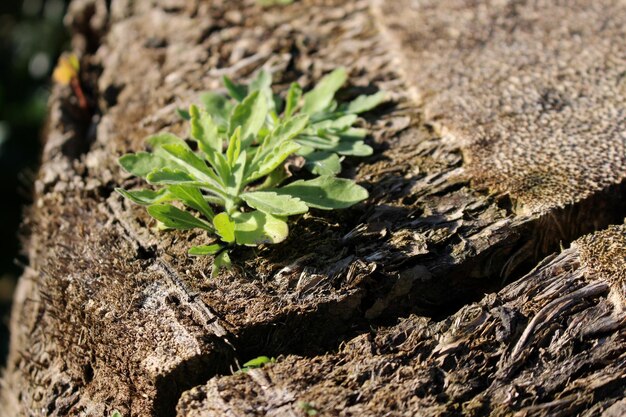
top-left (53, 54), bottom-right (80, 85)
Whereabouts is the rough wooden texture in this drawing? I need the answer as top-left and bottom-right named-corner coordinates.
top-left (373, 0), bottom-right (626, 215)
top-left (177, 225), bottom-right (626, 417)
top-left (0, 0), bottom-right (625, 416)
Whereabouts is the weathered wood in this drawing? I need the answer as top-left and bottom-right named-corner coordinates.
top-left (176, 225), bottom-right (626, 417)
top-left (0, 0), bottom-right (624, 416)
top-left (373, 0), bottom-right (626, 214)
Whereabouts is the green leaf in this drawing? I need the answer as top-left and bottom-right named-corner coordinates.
top-left (295, 134), bottom-right (340, 150)
top-left (199, 92), bottom-right (232, 126)
top-left (310, 101), bottom-right (338, 121)
top-left (213, 212), bottom-right (236, 243)
top-left (232, 211), bottom-right (289, 246)
top-left (210, 152), bottom-right (231, 187)
top-left (312, 114), bottom-right (358, 132)
top-left (241, 191), bottom-right (309, 216)
top-left (160, 143), bottom-right (222, 187)
top-left (249, 69), bottom-right (275, 112)
top-left (249, 114), bottom-right (308, 171)
top-left (256, 166), bottom-right (289, 190)
top-left (223, 76), bottom-right (248, 102)
top-left (229, 150), bottom-right (247, 195)
top-left (244, 115), bottom-right (308, 184)
top-left (301, 151), bottom-right (342, 176)
top-left (297, 402), bottom-right (319, 416)
top-left (328, 114), bottom-right (359, 130)
top-left (111, 411), bottom-right (123, 417)
top-left (204, 195), bottom-right (226, 206)
top-left (249, 70), bottom-right (272, 93)
top-left (119, 152), bottom-right (171, 178)
top-left (190, 104), bottom-right (223, 157)
top-left (242, 356), bottom-right (273, 368)
top-left (284, 82), bottom-right (302, 118)
top-left (272, 95), bottom-right (284, 116)
top-left (116, 188), bottom-right (173, 205)
top-left (147, 204), bottom-right (213, 231)
top-left (212, 251), bottom-right (232, 278)
top-left (229, 91), bottom-right (268, 147)
top-left (168, 184), bottom-right (215, 220)
top-left (176, 108), bottom-right (190, 120)
top-left (302, 68), bottom-right (347, 115)
top-left (245, 140), bottom-right (301, 183)
top-left (298, 133), bottom-right (373, 156)
top-left (346, 91), bottom-right (387, 114)
top-left (188, 244), bottom-right (223, 256)
top-left (274, 176), bottom-right (368, 210)
top-left (339, 127), bottom-right (367, 139)
top-left (270, 114), bottom-right (309, 143)
top-left (333, 139), bottom-right (373, 156)
top-left (189, 106), bottom-right (230, 182)
top-left (146, 168), bottom-right (198, 185)
top-left (147, 133), bottom-right (188, 149)
top-left (226, 128), bottom-right (242, 166)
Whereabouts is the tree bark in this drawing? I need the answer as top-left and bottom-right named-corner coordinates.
top-left (1, 0), bottom-right (625, 416)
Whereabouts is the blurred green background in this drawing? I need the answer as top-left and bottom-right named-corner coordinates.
top-left (0, 0), bottom-right (70, 365)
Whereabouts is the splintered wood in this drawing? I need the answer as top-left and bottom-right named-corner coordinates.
top-left (1, 1), bottom-right (625, 416)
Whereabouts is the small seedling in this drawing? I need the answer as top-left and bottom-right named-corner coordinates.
top-left (53, 53), bottom-right (88, 109)
top-left (239, 355), bottom-right (276, 373)
top-left (118, 74), bottom-right (372, 276)
top-left (111, 411), bottom-right (122, 417)
top-left (297, 401), bottom-right (319, 416)
top-left (180, 68), bottom-right (386, 176)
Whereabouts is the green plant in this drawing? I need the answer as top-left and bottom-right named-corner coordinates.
top-left (297, 401), bottom-right (319, 416)
top-left (118, 79), bottom-right (370, 276)
top-left (239, 355), bottom-right (276, 372)
top-left (179, 68), bottom-right (386, 176)
top-left (53, 53), bottom-right (87, 109)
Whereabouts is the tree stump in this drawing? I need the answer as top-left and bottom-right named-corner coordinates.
top-left (1, 0), bottom-right (624, 416)
top-left (177, 225), bottom-right (626, 417)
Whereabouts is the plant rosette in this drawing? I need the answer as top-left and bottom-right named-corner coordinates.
top-left (118, 72), bottom-right (377, 277)
top-left (178, 67), bottom-right (387, 176)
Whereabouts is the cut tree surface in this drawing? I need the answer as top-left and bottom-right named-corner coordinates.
top-left (373, 0), bottom-right (626, 214)
top-left (1, 0), bottom-right (625, 416)
top-left (177, 225), bottom-right (626, 417)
